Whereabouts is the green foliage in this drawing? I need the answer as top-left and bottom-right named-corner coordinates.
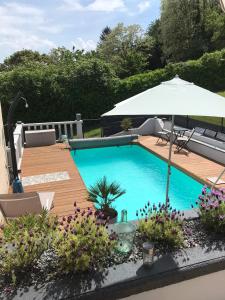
top-left (121, 118), bottom-right (132, 131)
top-left (138, 203), bottom-right (184, 248)
top-left (198, 187), bottom-right (225, 233)
top-left (97, 23), bottom-right (154, 78)
top-left (0, 50), bottom-right (51, 71)
top-left (100, 26), bottom-right (112, 42)
top-left (87, 176), bottom-right (125, 212)
top-left (160, 0), bottom-right (225, 63)
top-left (0, 58), bottom-right (118, 123)
top-left (146, 20), bottom-right (165, 70)
top-left (160, 0), bottom-right (207, 62)
top-left (0, 211), bottom-right (57, 281)
top-left (117, 48), bottom-right (225, 103)
top-left (0, 209), bottom-right (116, 282)
top-left (1, 47), bottom-right (225, 124)
top-left (84, 127), bottom-right (101, 138)
top-left (52, 210), bottom-right (116, 273)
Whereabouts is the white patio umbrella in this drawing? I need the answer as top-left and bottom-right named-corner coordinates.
top-left (102, 75), bottom-right (225, 206)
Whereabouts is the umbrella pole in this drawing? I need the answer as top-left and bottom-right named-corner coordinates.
top-left (165, 115), bottom-right (175, 208)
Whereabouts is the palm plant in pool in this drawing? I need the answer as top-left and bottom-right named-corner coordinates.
top-left (87, 176), bottom-right (126, 223)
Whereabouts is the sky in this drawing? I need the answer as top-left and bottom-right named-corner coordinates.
top-left (0, 0), bottom-right (160, 62)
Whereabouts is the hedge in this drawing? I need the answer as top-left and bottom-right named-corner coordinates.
top-left (0, 49), bottom-right (225, 123)
top-left (0, 58), bottom-right (118, 123)
top-left (116, 48), bottom-right (225, 103)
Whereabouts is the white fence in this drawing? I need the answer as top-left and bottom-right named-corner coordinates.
top-left (8, 118), bottom-right (83, 171)
top-left (22, 120), bottom-right (83, 141)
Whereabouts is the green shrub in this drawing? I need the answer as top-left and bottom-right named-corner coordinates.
top-left (116, 48), bottom-right (225, 103)
top-left (0, 211), bottom-right (57, 282)
top-left (0, 58), bottom-right (118, 123)
top-left (198, 186), bottom-right (225, 233)
top-left (138, 202), bottom-right (184, 249)
top-left (1, 48), bottom-right (225, 123)
top-left (52, 206), bottom-right (116, 273)
top-left (120, 118), bottom-right (132, 131)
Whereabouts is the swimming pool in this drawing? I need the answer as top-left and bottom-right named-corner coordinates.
top-left (71, 145), bottom-right (202, 221)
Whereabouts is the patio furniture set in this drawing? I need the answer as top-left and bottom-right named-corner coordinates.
top-left (157, 125), bottom-right (195, 152)
top-left (157, 125), bottom-right (225, 153)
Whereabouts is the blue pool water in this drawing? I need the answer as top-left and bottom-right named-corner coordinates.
top-left (71, 145), bottom-right (202, 221)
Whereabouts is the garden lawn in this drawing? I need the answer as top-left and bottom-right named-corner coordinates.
top-left (190, 91), bottom-right (225, 127)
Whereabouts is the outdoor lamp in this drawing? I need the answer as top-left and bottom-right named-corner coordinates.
top-left (7, 92), bottom-right (28, 193)
top-left (142, 242), bottom-right (155, 267)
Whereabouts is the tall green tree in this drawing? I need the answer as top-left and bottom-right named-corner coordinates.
top-left (146, 20), bottom-right (165, 69)
top-left (100, 26), bottom-right (112, 41)
top-left (160, 0), bottom-right (206, 62)
top-left (160, 0), bottom-right (225, 63)
top-left (97, 23), bottom-right (154, 78)
top-left (0, 50), bottom-right (50, 71)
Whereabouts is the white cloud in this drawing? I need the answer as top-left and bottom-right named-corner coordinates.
top-left (88, 0), bottom-right (125, 12)
top-left (138, 0), bottom-right (151, 13)
top-left (61, 0), bottom-right (126, 12)
top-left (72, 38), bottom-right (97, 51)
top-left (0, 2), bottom-right (59, 59)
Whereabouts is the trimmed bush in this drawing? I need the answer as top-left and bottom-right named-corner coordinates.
top-left (0, 211), bottom-right (57, 282)
top-left (0, 58), bottom-right (118, 123)
top-left (198, 186), bottom-right (225, 233)
top-left (52, 206), bottom-right (116, 273)
top-left (1, 49), bottom-right (225, 123)
top-left (138, 202), bottom-right (184, 249)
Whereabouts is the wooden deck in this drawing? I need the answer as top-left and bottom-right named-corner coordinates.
top-left (21, 144), bottom-right (91, 217)
top-left (138, 136), bottom-right (225, 188)
top-left (20, 137), bottom-right (225, 216)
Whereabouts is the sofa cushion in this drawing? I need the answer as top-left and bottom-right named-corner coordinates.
top-left (195, 127), bottom-right (205, 135)
top-left (204, 129), bottom-right (217, 138)
top-left (216, 132), bottom-right (225, 142)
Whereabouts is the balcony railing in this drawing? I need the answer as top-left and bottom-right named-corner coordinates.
top-left (7, 116), bottom-right (83, 173)
top-left (22, 120), bottom-right (80, 141)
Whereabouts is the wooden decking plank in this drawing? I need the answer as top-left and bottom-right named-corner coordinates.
top-left (21, 143), bottom-right (90, 217)
top-left (138, 136), bottom-right (225, 188)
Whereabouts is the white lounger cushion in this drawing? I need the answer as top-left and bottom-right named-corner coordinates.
top-left (38, 192), bottom-right (55, 211)
top-left (0, 192), bottom-right (54, 218)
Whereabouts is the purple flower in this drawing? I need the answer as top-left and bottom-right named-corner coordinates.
top-left (219, 215), bottom-right (225, 221)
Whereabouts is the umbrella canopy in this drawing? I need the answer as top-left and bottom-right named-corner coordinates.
top-left (103, 76), bottom-right (225, 118)
top-left (102, 75), bottom-right (225, 205)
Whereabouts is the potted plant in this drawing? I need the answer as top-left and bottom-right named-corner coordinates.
top-left (120, 118), bottom-right (132, 132)
top-left (87, 176), bottom-right (126, 223)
